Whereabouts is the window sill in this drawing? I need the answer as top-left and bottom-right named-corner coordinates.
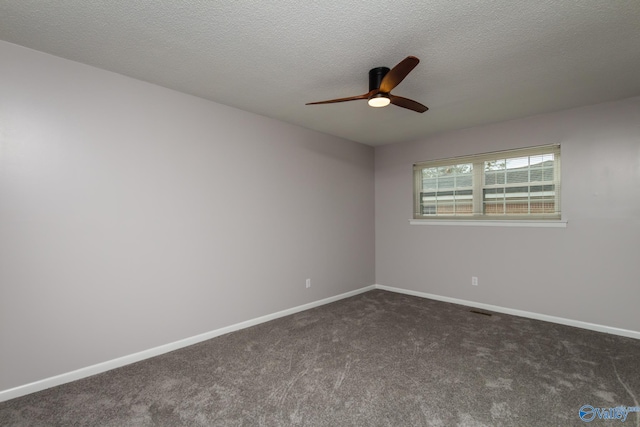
top-left (409, 219), bottom-right (568, 228)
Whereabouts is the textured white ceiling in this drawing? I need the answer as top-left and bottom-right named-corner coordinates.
top-left (2, 1), bottom-right (640, 146)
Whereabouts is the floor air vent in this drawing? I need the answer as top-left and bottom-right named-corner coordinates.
top-left (470, 310), bottom-right (492, 317)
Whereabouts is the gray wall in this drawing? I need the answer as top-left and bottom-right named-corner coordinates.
top-left (0, 41), bottom-right (375, 392)
top-left (375, 96), bottom-right (640, 332)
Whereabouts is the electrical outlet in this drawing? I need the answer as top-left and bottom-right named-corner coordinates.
top-left (305, 278), bottom-right (311, 288)
top-left (472, 276), bottom-right (478, 286)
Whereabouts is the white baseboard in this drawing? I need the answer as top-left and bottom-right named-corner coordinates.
top-left (0, 285), bottom-right (376, 403)
top-left (374, 284), bottom-right (640, 340)
top-left (3, 283), bottom-right (637, 403)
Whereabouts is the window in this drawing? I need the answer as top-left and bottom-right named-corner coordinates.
top-left (413, 145), bottom-right (561, 220)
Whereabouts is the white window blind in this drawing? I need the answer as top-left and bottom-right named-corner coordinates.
top-left (413, 145), bottom-right (561, 220)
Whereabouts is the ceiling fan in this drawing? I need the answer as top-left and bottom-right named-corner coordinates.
top-left (306, 56), bottom-right (428, 113)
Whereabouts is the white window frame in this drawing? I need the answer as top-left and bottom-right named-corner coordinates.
top-left (412, 145), bottom-right (564, 226)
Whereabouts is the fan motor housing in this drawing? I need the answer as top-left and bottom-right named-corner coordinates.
top-left (369, 67), bottom-right (390, 92)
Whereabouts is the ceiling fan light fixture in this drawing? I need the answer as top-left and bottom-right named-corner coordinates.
top-left (306, 57), bottom-right (427, 113)
top-left (368, 93), bottom-right (391, 108)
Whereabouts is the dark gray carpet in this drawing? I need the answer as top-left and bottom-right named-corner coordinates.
top-left (1, 290), bottom-right (639, 426)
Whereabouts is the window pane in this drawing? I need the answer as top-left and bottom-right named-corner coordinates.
top-left (457, 174), bottom-right (472, 187)
top-left (485, 160), bottom-right (506, 171)
top-left (484, 171), bottom-right (497, 185)
top-left (482, 151), bottom-right (558, 216)
top-left (506, 156), bottom-right (529, 169)
top-left (506, 169), bottom-right (529, 183)
top-left (419, 163), bottom-right (473, 216)
top-left (422, 177), bottom-right (437, 191)
top-left (438, 177), bottom-right (454, 189)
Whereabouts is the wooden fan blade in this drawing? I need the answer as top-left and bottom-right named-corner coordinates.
top-left (379, 56), bottom-right (419, 93)
top-left (306, 90), bottom-right (376, 105)
top-left (389, 94), bottom-right (428, 113)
